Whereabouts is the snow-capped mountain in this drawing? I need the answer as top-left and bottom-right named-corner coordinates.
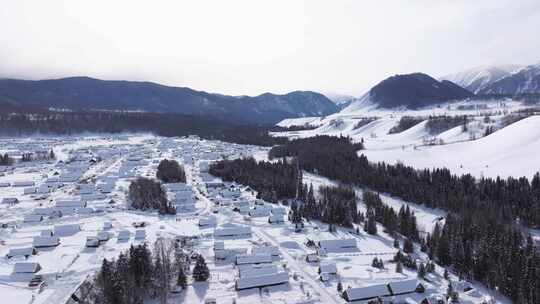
top-left (478, 63), bottom-right (540, 95)
top-left (441, 65), bottom-right (522, 93)
top-left (341, 73), bottom-right (473, 113)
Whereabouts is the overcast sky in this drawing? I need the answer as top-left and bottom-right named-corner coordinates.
top-left (1, 0), bottom-right (539, 96)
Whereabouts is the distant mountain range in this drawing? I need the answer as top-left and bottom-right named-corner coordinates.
top-left (0, 77), bottom-right (339, 125)
top-left (341, 63), bottom-right (540, 114)
top-left (442, 63), bottom-right (540, 96)
top-left (477, 64), bottom-right (540, 95)
top-left (3, 63), bottom-right (539, 125)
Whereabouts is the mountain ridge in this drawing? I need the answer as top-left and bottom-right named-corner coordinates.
top-left (478, 63), bottom-right (540, 95)
top-left (441, 65), bottom-right (522, 93)
top-left (0, 76), bottom-right (339, 125)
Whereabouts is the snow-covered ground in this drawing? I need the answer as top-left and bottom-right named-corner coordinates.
top-left (362, 115), bottom-right (540, 179)
top-left (0, 134), bottom-right (509, 304)
top-left (273, 99), bottom-right (540, 179)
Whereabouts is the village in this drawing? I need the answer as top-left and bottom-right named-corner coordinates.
top-left (0, 134), bottom-right (500, 304)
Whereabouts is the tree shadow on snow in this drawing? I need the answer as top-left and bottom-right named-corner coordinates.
top-left (192, 281), bottom-right (209, 300)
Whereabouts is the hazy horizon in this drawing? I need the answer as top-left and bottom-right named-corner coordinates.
top-left (1, 0), bottom-right (539, 97)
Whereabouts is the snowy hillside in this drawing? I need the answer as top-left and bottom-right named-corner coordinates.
top-left (340, 92), bottom-right (378, 114)
top-left (273, 98), bottom-right (539, 178)
top-left (362, 115), bottom-right (540, 179)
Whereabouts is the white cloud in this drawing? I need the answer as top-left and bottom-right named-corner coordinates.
top-left (1, 0), bottom-right (539, 96)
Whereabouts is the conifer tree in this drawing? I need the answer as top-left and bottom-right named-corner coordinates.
top-left (396, 261), bottom-right (403, 273)
top-left (403, 238), bottom-right (414, 254)
top-left (418, 262), bottom-right (426, 278)
top-left (192, 255), bottom-right (210, 282)
top-left (177, 266), bottom-right (187, 289)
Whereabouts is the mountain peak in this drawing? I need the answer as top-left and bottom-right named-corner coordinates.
top-left (367, 72), bottom-right (473, 109)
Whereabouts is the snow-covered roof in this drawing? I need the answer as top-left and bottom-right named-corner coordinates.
top-left (55, 200), bottom-right (87, 208)
top-left (13, 262), bottom-right (41, 274)
top-left (77, 207), bottom-right (94, 214)
top-left (117, 230), bottom-right (130, 240)
top-left (271, 207), bottom-right (286, 215)
top-left (344, 284), bottom-right (391, 301)
top-left (81, 193), bottom-right (106, 201)
top-left (214, 226), bottom-right (252, 237)
top-left (235, 271), bottom-right (289, 290)
top-left (249, 209), bottom-right (269, 217)
top-left (54, 224), bottom-right (81, 236)
top-left (318, 238), bottom-right (357, 251)
top-left (135, 229), bottom-right (146, 239)
top-left (238, 264), bottom-right (279, 278)
top-left (388, 279), bottom-right (423, 295)
top-left (33, 208), bottom-right (56, 215)
top-left (165, 183), bottom-right (191, 192)
top-left (24, 187), bottom-right (36, 194)
top-left (1, 197), bottom-right (19, 204)
top-left (40, 229), bottom-right (53, 237)
top-left (6, 247), bottom-right (36, 258)
top-left (252, 246), bottom-right (280, 257)
top-left (213, 241), bottom-right (225, 250)
top-left (268, 214), bottom-right (284, 223)
top-left (199, 217), bottom-right (217, 226)
top-left (23, 214), bottom-right (43, 223)
top-left (233, 200), bottom-right (250, 207)
top-left (12, 181), bottom-right (35, 187)
top-left (97, 231), bottom-right (110, 241)
top-left (173, 190), bottom-right (194, 199)
top-left (319, 263), bottom-right (337, 274)
top-left (306, 254), bottom-right (319, 262)
top-left (33, 236), bottom-right (60, 247)
top-left (236, 254), bottom-right (273, 265)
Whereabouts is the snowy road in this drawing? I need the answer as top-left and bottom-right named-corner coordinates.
top-left (252, 226), bottom-right (342, 304)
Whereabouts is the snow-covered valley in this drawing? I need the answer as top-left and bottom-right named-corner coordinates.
top-left (0, 134), bottom-right (508, 304)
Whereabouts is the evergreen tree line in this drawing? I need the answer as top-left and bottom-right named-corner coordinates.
top-left (0, 150), bottom-right (54, 165)
top-left (269, 136), bottom-right (540, 227)
top-left (0, 111), bottom-right (288, 146)
top-left (425, 214), bottom-right (539, 304)
top-left (128, 177), bottom-right (175, 214)
top-left (209, 157), bottom-right (299, 203)
top-left (425, 115), bottom-right (468, 135)
top-left (156, 159), bottom-right (186, 183)
top-left (0, 153), bottom-right (13, 166)
top-left (209, 157), bottom-right (362, 227)
top-left (298, 184), bottom-right (359, 227)
top-left (20, 150), bottom-right (56, 162)
top-left (88, 239), bottom-right (209, 304)
top-left (352, 117), bottom-right (377, 130)
top-left (388, 116), bottom-right (424, 134)
top-left (270, 125), bottom-right (318, 132)
top-left (362, 191), bottom-right (419, 240)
